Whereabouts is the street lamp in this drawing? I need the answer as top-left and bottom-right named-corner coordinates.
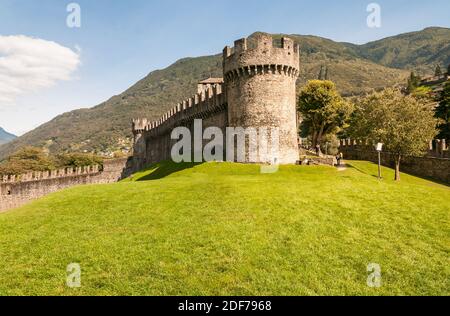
top-left (375, 143), bottom-right (383, 180)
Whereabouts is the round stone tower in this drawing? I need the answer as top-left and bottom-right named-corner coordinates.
top-left (223, 33), bottom-right (300, 164)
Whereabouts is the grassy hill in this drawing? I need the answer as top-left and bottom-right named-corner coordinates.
top-left (0, 127), bottom-right (16, 146)
top-left (1, 27), bottom-right (449, 159)
top-left (0, 161), bottom-right (448, 295)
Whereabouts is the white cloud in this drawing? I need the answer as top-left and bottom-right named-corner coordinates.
top-left (0, 35), bottom-right (80, 105)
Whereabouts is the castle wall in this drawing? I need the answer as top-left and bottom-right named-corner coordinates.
top-left (226, 74), bottom-right (299, 163)
top-left (0, 158), bottom-right (128, 212)
top-left (199, 108), bottom-right (229, 150)
top-left (224, 35), bottom-right (300, 164)
top-left (131, 82), bottom-right (228, 169)
top-left (142, 107), bottom-right (229, 164)
top-left (340, 140), bottom-right (450, 184)
top-left (131, 34), bottom-right (301, 168)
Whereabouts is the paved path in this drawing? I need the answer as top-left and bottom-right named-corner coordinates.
top-left (336, 162), bottom-right (348, 171)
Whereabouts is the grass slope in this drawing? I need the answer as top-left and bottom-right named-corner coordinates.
top-left (0, 161), bottom-right (448, 296)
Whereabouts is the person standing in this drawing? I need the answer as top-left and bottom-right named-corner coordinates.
top-left (315, 144), bottom-right (321, 156)
top-left (336, 152), bottom-right (344, 166)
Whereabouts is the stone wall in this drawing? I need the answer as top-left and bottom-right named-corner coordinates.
top-left (340, 141), bottom-right (450, 184)
top-left (224, 34), bottom-right (300, 164)
top-left (426, 139), bottom-right (449, 159)
top-left (131, 84), bottom-right (228, 172)
top-left (0, 158), bottom-right (128, 212)
top-left (131, 34), bottom-right (301, 170)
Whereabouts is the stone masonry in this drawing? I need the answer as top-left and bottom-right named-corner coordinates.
top-left (339, 139), bottom-right (450, 184)
top-left (132, 34), bottom-right (300, 170)
top-left (0, 158), bottom-right (128, 212)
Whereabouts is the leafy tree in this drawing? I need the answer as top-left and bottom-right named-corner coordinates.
top-left (54, 153), bottom-right (103, 168)
top-left (317, 66), bottom-right (329, 81)
top-left (298, 80), bottom-right (354, 149)
top-left (349, 89), bottom-right (437, 181)
top-left (318, 65), bottom-right (325, 80)
top-left (406, 71), bottom-right (421, 93)
top-left (435, 81), bottom-right (450, 142)
top-left (435, 65), bottom-right (442, 76)
top-left (411, 86), bottom-right (434, 103)
top-left (0, 147), bottom-right (104, 176)
top-left (0, 147), bottom-right (55, 175)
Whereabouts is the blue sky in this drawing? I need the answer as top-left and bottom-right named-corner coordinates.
top-left (0, 0), bottom-right (449, 135)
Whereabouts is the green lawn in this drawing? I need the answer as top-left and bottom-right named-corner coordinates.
top-left (0, 161), bottom-right (448, 296)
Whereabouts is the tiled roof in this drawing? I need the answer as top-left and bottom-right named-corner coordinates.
top-left (198, 78), bottom-right (224, 84)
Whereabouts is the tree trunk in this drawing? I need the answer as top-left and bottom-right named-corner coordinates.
top-left (317, 132), bottom-right (323, 148)
top-left (394, 155), bottom-right (401, 181)
top-left (311, 130), bottom-right (318, 148)
top-left (317, 123), bottom-right (325, 147)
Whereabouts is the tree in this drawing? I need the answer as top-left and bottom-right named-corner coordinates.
top-left (349, 89), bottom-right (437, 181)
top-left (0, 147), bottom-right (104, 176)
top-left (406, 71), bottom-right (421, 94)
top-left (0, 147), bottom-right (55, 175)
top-left (54, 152), bottom-right (103, 168)
top-left (298, 80), bottom-right (353, 149)
top-left (447, 64), bottom-right (450, 75)
top-left (435, 65), bottom-right (442, 77)
top-left (317, 65), bottom-right (329, 81)
top-left (435, 81), bottom-right (450, 142)
top-left (318, 65), bottom-right (325, 80)
top-left (411, 86), bottom-right (433, 104)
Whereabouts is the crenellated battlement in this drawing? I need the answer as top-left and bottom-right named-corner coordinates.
top-left (339, 139), bottom-right (450, 183)
top-left (132, 118), bottom-right (149, 134)
top-left (131, 34), bottom-right (301, 167)
top-left (1, 164), bottom-right (101, 184)
top-left (340, 138), bottom-right (449, 159)
top-left (132, 83), bottom-right (226, 137)
top-left (340, 138), bottom-right (448, 150)
top-left (223, 34), bottom-right (300, 81)
top-left (0, 158), bottom-right (129, 211)
top-left (339, 139), bottom-right (371, 147)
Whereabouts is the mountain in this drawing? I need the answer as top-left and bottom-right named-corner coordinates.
top-left (0, 27), bottom-right (448, 159)
top-left (0, 128), bottom-right (16, 146)
top-left (344, 27), bottom-right (450, 75)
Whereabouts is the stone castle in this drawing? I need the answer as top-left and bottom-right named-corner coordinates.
top-left (131, 34), bottom-right (300, 170)
top-left (2, 34), bottom-right (450, 213)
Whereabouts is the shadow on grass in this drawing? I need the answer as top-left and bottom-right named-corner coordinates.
top-left (346, 161), bottom-right (449, 187)
top-left (345, 162), bottom-right (380, 179)
top-left (135, 161), bottom-right (204, 181)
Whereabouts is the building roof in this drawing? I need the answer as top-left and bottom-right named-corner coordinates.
top-left (198, 78), bottom-right (224, 84)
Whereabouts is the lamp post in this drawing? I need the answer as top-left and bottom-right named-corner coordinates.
top-left (375, 143), bottom-right (383, 180)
